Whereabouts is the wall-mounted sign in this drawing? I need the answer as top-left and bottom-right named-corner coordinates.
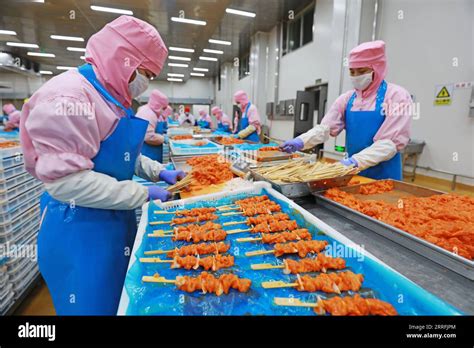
top-left (434, 84), bottom-right (453, 106)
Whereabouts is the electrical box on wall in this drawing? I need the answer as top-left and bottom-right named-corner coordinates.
top-left (266, 102), bottom-right (274, 120)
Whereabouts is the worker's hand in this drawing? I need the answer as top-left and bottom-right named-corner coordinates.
top-left (159, 170), bottom-right (186, 185)
top-left (147, 186), bottom-right (172, 202)
top-left (280, 138), bottom-right (304, 153)
top-left (340, 157), bottom-right (358, 167)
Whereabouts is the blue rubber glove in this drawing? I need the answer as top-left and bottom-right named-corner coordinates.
top-left (159, 170), bottom-right (186, 185)
top-left (147, 186), bottom-right (171, 202)
top-left (280, 138), bottom-right (304, 153)
top-left (340, 157), bottom-right (358, 167)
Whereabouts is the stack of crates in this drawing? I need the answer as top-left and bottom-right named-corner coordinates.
top-left (0, 142), bottom-right (44, 315)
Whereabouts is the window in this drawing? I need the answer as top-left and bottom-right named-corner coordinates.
top-left (238, 53), bottom-right (250, 80)
top-left (282, 5), bottom-right (314, 56)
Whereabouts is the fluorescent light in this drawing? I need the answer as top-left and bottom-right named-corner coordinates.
top-left (50, 35), bottom-right (84, 42)
top-left (90, 5), bottom-right (133, 15)
top-left (193, 68), bottom-right (209, 72)
top-left (27, 52), bottom-right (55, 58)
top-left (209, 39), bottom-right (231, 46)
top-left (168, 55), bottom-right (191, 61)
top-left (6, 42), bottom-right (39, 48)
top-left (190, 73), bottom-right (205, 77)
top-left (168, 63), bottom-right (188, 68)
top-left (80, 56), bottom-right (85, 60)
top-left (203, 48), bottom-right (223, 55)
top-left (67, 47), bottom-right (86, 52)
top-left (0, 30), bottom-right (17, 35)
top-left (168, 73), bottom-right (184, 77)
top-left (225, 8), bottom-right (256, 17)
top-left (56, 66), bottom-right (76, 70)
top-left (169, 46), bottom-right (195, 53)
top-left (199, 56), bottom-right (218, 61)
top-left (39, 70), bottom-right (53, 75)
top-left (171, 17), bottom-right (206, 26)
top-left (167, 78), bottom-right (183, 82)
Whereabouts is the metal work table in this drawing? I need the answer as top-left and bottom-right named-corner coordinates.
top-left (294, 196), bottom-right (474, 314)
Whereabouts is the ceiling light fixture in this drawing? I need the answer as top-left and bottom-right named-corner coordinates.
top-left (169, 55), bottom-right (191, 61)
top-left (67, 47), bottom-right (86, 52)
top-left (56, 66), bottom-right (76, 70)
top-left (168, 73), bottom-right (185, 77)
top-left (168, 63), bottom-right (189, 68)
top-left (208, 39), bottom-right (231, 46)
top-left (225, 8), bottom-right (256, 17)
top-left (203, 49), bottom-right (223, 55)
top-left (169, 46), bottom-right (195, 53)
top-left (39, 70), bottom-right (53, 75)
top-left (171, 17), bottom-right (206, 26)
top-left (50, 35), bottom-right (84, 42)
top-left (27, 52), bottom-right (55, 58)
top-left (193, 68), bottom-right (209, 72)
top-left (167, 78), bottom-right (183, 82)
top-left (6, 42), bottom-right (39, 48)
top-left (0, 30), bottom-right (17, 35)
top-left (90, 5), bottom-right (133, 15)
top-left (190, 73), bottom-right (205, 77)
top-left (199, 56), bottom-right (218, 62)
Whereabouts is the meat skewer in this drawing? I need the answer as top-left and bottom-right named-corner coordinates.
top-left (149, 213), bottom-right (218, 226)
top-left (142, 271), bottom-right (252, 296)
top-left (153, 207), bottom-right (217, 216)
top-left (144, 242), bottom-right (230, 257)
top-left (148, 221), bottom-right (222, 237)
top-left (262, 271), bottom-right (364, 294)
top-left (221, 203), bottom-right (282, 216)
top-left (227, 220), bottom-right (300, 235)
top-left (140, 254), bottom-right (234, 271)
top-left (236, 229), bottom-right (312, 243)
top-left (251, 254), bottom-right (346, 273)
top-left (274, 295), bottom-right (398, 316)
top-left (245, 240), bottom-right (328, 257)
top-left (217, 195), bottom-right (270, 210)
top-left (223, 213), bottom-right (290, 227)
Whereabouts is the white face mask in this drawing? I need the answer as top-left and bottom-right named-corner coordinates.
top-left (128, 70), bottom-right (149, 99)
top-left (350, 72), bottom-right (373, 91)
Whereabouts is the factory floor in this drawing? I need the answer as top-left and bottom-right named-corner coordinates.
top-left (12, 173), bottom-right (473, 316)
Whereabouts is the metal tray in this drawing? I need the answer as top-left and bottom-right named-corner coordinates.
top-left (314, 180), bottom-right (474, 280)
top-left (210, 136), bottom-right (258, 147)
top-left (244, 150), bottom-right (291, 162)
top-left (250, 171), bottom-right (310, 198)
top-left (170, 155), bottom-right (195, 173)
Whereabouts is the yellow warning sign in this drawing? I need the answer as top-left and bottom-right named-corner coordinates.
top-left (434, 84), bottom-right (453, 106)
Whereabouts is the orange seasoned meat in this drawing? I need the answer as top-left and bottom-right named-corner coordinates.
top-left (172, 135), bottom-right (193, 140)
top-left (172, 221), bottom-right (221, 234)
top-left (173, 229), bottom-right (227, 243)
top-left (247, 213), bottom-right (290, 225)
top-left (218, 137), bottom-right (245, 145)
top-left (175, 272), bottom-right (251, 295)
top-left (259, 146), bottom-right (280, 152)
top-left (314, 294), bottom-right (397, 316)
top-left (241, 203), bottom-right (282, 216)
top-left (295, 271), bottom-right (363, 293)
top-left (274, 240), bottom-right (328, 257)
top-left (261, 229), bottom-right (312, 244)
top-left (171, 255), bottom-right (234, 271)
top-left (172, 213), bottom-right (218, 225)
top-left (166, 242), bottom-right (230, 258)
top-left (235, 195), bottom-right (269, 206)
top-left (174, 207), bottom-right (217, 216)
top-left (251, 220), bottom-right (299, 233)
top-left (283, 254), bottom-right (346, 274)
top-left (358, 180), bottom-right (394, 195)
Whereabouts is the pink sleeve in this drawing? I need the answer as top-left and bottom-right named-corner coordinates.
top-left (136, 106), bottom-right (164, 145)
top-left (23, 96), bottom-right (101, 182)
top-left (5, 110), bottom-right (21, 128)
top-left (247, 105), bottom-right (261, 133)
top-left (374, 85), bottom-right (412, 150)
top-left (320, 91), bottom-right (352, 136)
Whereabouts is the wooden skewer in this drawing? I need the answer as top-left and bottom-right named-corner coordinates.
top-left (223, 221), bottom-right (246, 226)
top-left (262, 281), bottom-right (298, 289)
top-left (226, 228), bottom-right (251, 235)
top-left (274, 297), bottom-right (318, 308)
top-left (221, 212), bottom-right (242, 216)
top-left (142, 275), bottom-right (177, 284)
top-left (144, 249), bottom-right (174, 256)
top-left (139, 257), bottom-right (173, 263)
top-left (251, 263), bottom-right (284, 271)
top-left (217, 206), bottom-right (239, 211)
top-left (236, 236), bottom-right (261, 242)
top-left (147, 233), bottom-right (173, 238)
top-left (245, 249), bottom-right (275, 257)
top-left (149, 221), bottom-right (170, 226)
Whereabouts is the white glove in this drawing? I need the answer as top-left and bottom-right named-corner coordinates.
top-left (238, 124), bottom-right (256, 139)
top-left (352, 139), bottom-right (398, 170)
top-left (298, 124), bottom-right (330, 150)
top-left (135, 155), bottom-right (165, 182)
top-left (44, 170), bottom-right (148, 210)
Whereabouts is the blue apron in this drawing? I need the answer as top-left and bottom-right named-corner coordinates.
top-left (217, 122), bottom-right (230, 133)
top-left (37, 63), bottom-right (148, 315)
top-left (345, 80), bottom-right (402, 180)
top-left (237, 102), bottom-right (260, 142)
top-left (141, 116), bottom-right (165, 162)
top-left (197, 119), bottom-right (211, 129)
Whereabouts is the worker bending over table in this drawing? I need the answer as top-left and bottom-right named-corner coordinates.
top-left (233, 90), bottom-right (261, 142)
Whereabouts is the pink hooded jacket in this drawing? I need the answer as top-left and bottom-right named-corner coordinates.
top-left (3, 104), bottom-right (21, 129)
top-left (233, 90), bottom-right (261, 134)
top-left (136, 90), bottom-right (168, 146)
top-left (20, 16), bottom-right (168, 183)
top-left (320, 40), bottom-right (411, 151)
top-left (211, 106), bottom-right (232, 129)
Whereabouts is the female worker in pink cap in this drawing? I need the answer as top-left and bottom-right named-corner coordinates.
top-left (211, 106), bottom-right (232, 133)
top-left (2, 103), bottom-right (21, 131)
top-left (20, 16), bottom-right (185, 315)
top-left (136, 89), bottom-right (169, 162)
top-left (197, 109), bottom-right (212, 129)
top-left (281, 40), bottom-right (412, 180)
top-left (233, 90), bottom-right (261, 142)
